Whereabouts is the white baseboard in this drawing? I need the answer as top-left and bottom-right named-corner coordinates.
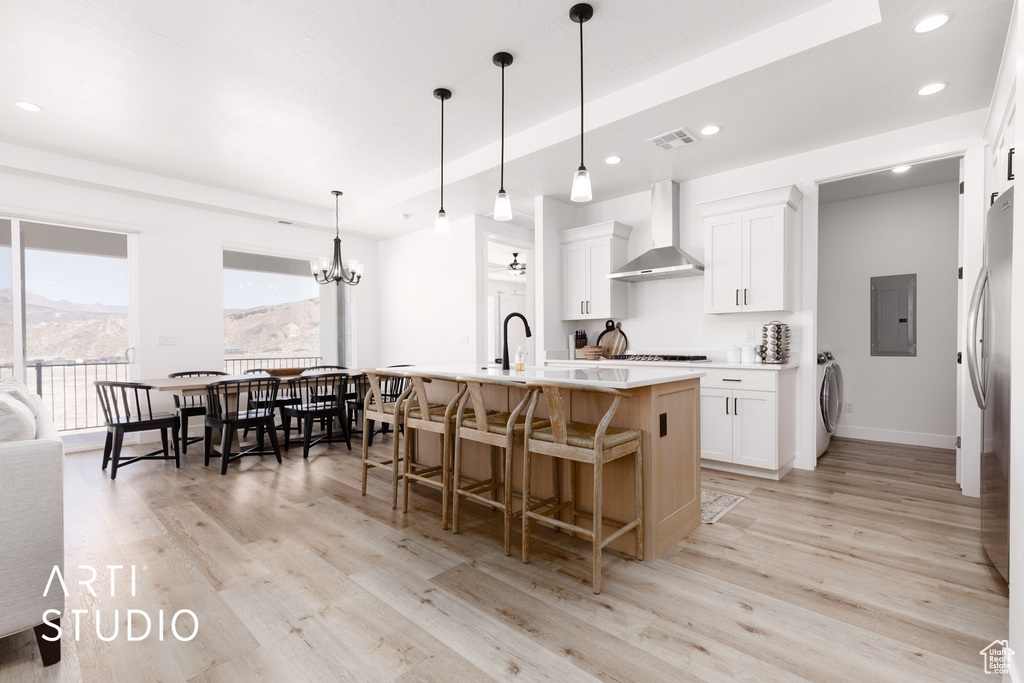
top-left (701, 458), bottom-right (794, 481)
top-left (832, 425), bottom-right (954, 450)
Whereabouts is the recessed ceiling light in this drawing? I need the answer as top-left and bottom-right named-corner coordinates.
top-left (700, 124), bottom-right (721, 136)
top-left (605, 155), bottom-right (622, 165)
top-left (918, 82), bottom-right (946, 96)
top-left (891, 165), bottom-right (912, 174)
top-left (14, 101), bottom-right (42, 112)
top-left (914, 14), bottom-right (949, 33)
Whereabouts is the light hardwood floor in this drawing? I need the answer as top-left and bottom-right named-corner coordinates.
top-left (0, 434), bottom-right (1008, 682)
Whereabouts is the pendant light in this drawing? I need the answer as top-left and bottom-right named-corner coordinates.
top-left (311, 190), bottom-right (362, 286)
top-left (569, 3), bottom-right (593, 202)
top-left (434, 87), bottom-right (452, 235)
top-left (492, 52), bottom-right (514, 221)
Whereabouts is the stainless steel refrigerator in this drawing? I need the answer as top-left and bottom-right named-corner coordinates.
top-left (968, 186), bottom-right (1013, 583)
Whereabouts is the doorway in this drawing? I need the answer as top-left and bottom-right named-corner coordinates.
top-left (816, 157), bottom-right (963, 466)
top-left (485, 240), bottom-right (535, 366)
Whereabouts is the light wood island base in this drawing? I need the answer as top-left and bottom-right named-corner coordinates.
top-left (405, 370), bottom-right (702, 560)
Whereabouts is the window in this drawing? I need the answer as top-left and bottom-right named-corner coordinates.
top-left (223, 250), bottom-right (321, 372)
top-left (23, 222), bottom-right (129, 364)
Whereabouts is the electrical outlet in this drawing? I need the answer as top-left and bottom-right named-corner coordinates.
top-left (746, 328), bottom-right (756, 343)
top-left (157, 335), bottom-right (176, 346)
top-left (845, 402), bottom-right (854, 413)
top-left (459, 335), bottom-right (469, 345)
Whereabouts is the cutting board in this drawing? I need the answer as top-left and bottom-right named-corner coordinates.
top-left (596, 320), bottom-right (627, 358)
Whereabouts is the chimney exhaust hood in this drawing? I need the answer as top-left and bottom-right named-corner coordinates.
top-left (608, 180), bottom-right (704, 282)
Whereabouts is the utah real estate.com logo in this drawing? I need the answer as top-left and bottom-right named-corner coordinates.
top-left (980, 640), bottom-right (1014, 675)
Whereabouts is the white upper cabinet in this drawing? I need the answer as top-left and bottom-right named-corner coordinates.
top-left (559, 221), bottom-right (632, 320)
top-left (699, 185), bottom-right (802, 314)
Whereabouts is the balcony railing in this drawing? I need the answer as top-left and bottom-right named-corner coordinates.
top-left (224, 356), bottom-right (323, 375)
top-left (1, 360), bottom-right (131, 432)
top-left (0, 356), bottom-right (323, 433)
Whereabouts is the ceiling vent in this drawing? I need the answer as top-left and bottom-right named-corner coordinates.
top-left (648, 127), bottom-right (697, 151)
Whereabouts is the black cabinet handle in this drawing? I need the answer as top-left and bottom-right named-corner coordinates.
top-left (735, 289), bottom-right (739, 306)
top-left (734, 398), bottom-right (738, 415)
top-left (1009, 147), bottom-right (1015, 181)
top-left (744, 289), bottom-right (748, 305)
top-left (581, 301), bottom-right (584, 315)
top-left (725, 397), bottom-right (729, 415)
top-left (586, 300), bottom-right (590, 314)
top-left (723, 378), bottom-right (741, 382)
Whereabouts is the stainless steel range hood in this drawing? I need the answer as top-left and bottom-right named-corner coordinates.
top-left (608, 180), bottom-right (704, 282)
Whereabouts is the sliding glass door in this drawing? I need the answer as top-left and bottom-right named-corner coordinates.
top-left (2, 218), bottom-right (132, 432)
top-left (0, 220), bottom-right (12, 380)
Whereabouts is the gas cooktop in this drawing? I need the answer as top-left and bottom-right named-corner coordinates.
top-left (609, 354), bottom-right (710, 362)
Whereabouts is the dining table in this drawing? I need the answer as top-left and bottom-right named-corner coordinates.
top-left (143, 370), bottom-right (363, 453)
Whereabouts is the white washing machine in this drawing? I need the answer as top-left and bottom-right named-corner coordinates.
top-left (816, 351), bottom-right (843, 457)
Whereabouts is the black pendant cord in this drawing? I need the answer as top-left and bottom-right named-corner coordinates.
top-left (439, 95), bottom-right (445, 212)
top-left (578, 16), bottom-right (585, 169)
top-left (500, 62), bottom-right (505, 191)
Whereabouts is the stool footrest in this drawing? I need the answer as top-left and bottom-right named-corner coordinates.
top-left (365, 456), bottom-right (401, 471)
top-left (459, 478), bottom-right (498, 495)
top-left (600, 519), bottom-right (641, 549)
top-left (406, 463), bottom-right (444, 491)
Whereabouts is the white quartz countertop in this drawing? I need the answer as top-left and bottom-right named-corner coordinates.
top-left (383, 365), bottom-right (704, 390)
top-left (547, 359), bottom-right (800, 371)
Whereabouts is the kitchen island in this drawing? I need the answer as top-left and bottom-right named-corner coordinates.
top-left (390, 365), bottom-right (704, 560)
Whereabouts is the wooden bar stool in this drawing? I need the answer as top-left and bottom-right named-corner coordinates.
top-left (452, 376), bottom-right (551, 556)
top-left (521, 379), bottom-right (643, 594)
top-left (402, 373), bottom-right (466, 530)
top-left (360, 369), bottom-right (414, 509)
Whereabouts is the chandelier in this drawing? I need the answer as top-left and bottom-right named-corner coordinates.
top-left (311, 190), bottom-right (362, 286)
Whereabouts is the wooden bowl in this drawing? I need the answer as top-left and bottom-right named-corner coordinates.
top-left (581, 345), bottom-right (603, 360)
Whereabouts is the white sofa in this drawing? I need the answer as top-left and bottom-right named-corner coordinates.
top-left (0, 380), bottom-right (64, 666)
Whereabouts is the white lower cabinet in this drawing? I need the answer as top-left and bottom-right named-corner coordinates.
top-left (700, 388), bottom-right (777, 467)
top-left (731, 390), bottom-right (777, 468)
top-left (699, 367), bottom-right (795, 479)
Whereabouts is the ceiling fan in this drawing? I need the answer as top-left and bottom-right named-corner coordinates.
top-left (508, 252), bottom-right (526, 275)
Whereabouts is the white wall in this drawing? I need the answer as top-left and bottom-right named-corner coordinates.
top-left (377, 215), bottom-right (478, 366)
top-left (818, 182), bottom-right (960, 448)
top-left (0, 170), bottom-right (380, 414)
